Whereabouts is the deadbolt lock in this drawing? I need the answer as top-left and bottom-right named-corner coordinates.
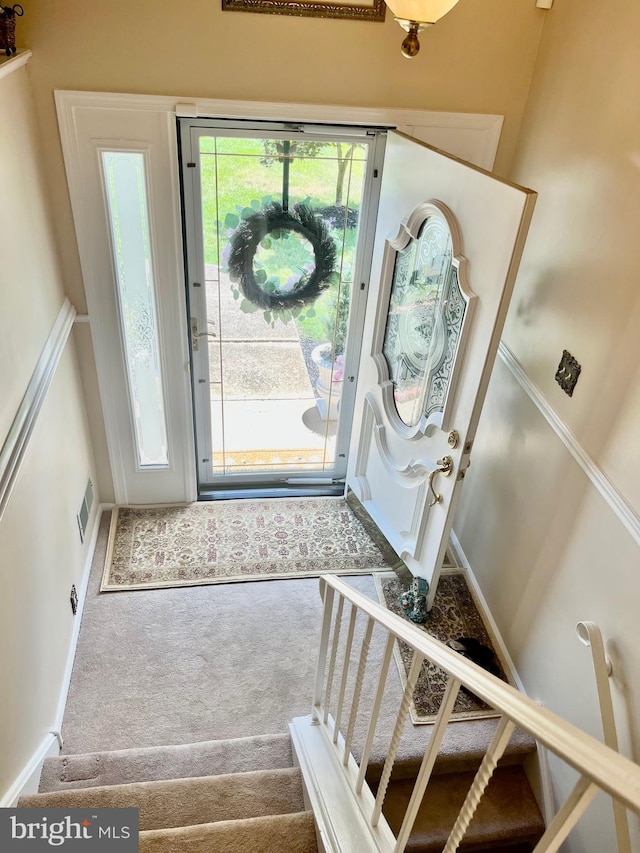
top-left (437, 455), bottom-right (454, 476)
top-left (447, 430), bottom-right (459, 449)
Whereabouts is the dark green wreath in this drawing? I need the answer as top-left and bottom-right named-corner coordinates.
top-left (227, 202), bottom-right (336, 312)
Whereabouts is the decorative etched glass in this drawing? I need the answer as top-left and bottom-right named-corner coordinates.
top-left (382, 212), bottom-right (466, 429)
top-left (102, 151), bottom-right (169, 467)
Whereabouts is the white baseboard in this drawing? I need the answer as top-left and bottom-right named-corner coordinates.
top-left (0, 734), bottom-right (60, 807)
top-left (448, 528), bottom-right (526, 695)
top-left (449, 527), bottom-right (555, 825)
top-left (53, 503), bottom-right (104, 732)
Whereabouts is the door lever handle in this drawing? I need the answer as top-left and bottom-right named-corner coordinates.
top-left (428, 455), bottom-right (454, 507)
top-left (191, 317), bottom-right (216, 351)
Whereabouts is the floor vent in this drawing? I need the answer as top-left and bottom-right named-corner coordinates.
top-left (77, 478), bottom-right (94, 543)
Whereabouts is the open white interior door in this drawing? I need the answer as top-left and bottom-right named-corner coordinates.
top-left (346, 131), bottom-right (536, 608)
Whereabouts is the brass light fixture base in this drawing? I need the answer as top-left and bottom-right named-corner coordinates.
top-left (394, 18), bottom-right (432, 58)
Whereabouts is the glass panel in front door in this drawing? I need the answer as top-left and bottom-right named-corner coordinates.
top-left (189, 130), bottom-right (372, 489)
top-left (382, 211), bottom-right (467, 431)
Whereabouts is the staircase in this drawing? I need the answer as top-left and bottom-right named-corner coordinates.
top-left (19, 734), bottom-right (318, 853)
top-left (19, 720), bottom-right (544, 852)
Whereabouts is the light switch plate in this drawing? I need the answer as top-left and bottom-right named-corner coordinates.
top-left (555, 350), bottom-right (581, 397)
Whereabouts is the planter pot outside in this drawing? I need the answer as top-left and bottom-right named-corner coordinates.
top-left (311, 343), bottom-right (343, 421)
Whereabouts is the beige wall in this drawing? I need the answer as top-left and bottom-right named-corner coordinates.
top-left (11, 0), bottom-right (640, 837)
top-left (16, 0), bottom-right (545, 503)
top-left (18, 0), bottom-right (546, 310)
top-left (503, 0), bottom-right (640, 505)
top-left (0, 66), bottom-right (98, 802)
top-left (455, 0), bottom-right (640, 847)
top-left (0, 69), bottom-right (64, 442)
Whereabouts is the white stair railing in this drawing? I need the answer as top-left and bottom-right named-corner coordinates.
top-left (577, 621), bottom-right (632, 853)
top-left (291, 575), bottom-right (640, 853)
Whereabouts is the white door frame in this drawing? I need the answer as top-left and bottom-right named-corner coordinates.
top-left (179, 118), bottom-right (387, 491)
top-left (55, 89), bottom-right (503, 505)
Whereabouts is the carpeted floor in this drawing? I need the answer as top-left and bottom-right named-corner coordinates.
top-left (102, 497), bottom-right (401, 591)
top-left (63, 512), bottom-right (533, 774)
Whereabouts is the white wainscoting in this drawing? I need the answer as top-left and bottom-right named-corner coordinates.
top-left (0, 294), bottom-right (106, 805)
top-left (447, 528), bottom-right (556, 826)
top-left (498, 342), bottom-right (640, 548)
top-left (53, 504), bottom-right (104, 734)
top-left (0, 501), bottom-right (102, 807)
top-left (0, 734), bottom-right (60, 807)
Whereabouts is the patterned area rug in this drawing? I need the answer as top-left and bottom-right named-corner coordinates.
top-left (374, 572), bottom-right (512, 724)
top-left (101, 498), bottom-right (402, 592)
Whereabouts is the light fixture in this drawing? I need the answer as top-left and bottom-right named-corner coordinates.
top-left (384, 0), bottom-right (461, 59)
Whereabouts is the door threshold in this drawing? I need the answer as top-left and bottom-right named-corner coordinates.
top-left (198, 482), bottom-right (345, 501)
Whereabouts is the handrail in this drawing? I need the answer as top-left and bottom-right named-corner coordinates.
top-left (319, 574), bottom-right (640, 817)
top-left (577, 621), bottom-right (632, 853)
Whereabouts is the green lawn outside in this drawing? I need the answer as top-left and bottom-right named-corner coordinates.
top-left (199, 136), bottom-right (366, 348)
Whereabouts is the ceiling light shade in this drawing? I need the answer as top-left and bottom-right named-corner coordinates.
top-left (384, 0), bottom-right (461, 58)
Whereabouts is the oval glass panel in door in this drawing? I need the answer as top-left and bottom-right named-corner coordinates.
top-left (382, 212), bottom-right (466, 429)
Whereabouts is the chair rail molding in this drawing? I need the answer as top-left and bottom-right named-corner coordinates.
top-left (498, 341), bottom-right (640, 548)
top-left (0, 49), bottom-right (32, 83)
top-left (0, 298), bottom-right (76, 522)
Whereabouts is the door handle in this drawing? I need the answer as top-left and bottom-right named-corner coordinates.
top-left (428, 455), bottom-right (454, 507)
top-left (191, 317), bottom-right (216, 351)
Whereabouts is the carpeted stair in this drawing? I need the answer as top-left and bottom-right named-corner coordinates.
top-left (37, 732), bottom-right (294, 792)
top-left (380, 765), bottom-right (544, 852)
top-left (365, 718), bottom-right (545, 852)
top-left (20, 734), bottom-right (318, 853)
top-left (22, 724), bottom-right (544, 851)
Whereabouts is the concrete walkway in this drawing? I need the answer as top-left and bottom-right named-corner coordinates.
top-left (204, 267), bottom-right (336, 473)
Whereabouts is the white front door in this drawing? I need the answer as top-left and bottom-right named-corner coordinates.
top-left (346, 131), bottom-right (536, 608)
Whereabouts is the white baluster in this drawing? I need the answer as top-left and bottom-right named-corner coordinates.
top-left (532, 776), bottom-right (598, 853)
top-left (356, 633), bottom-right (395, 795)
top-left (333, 603), bottom-right (358, 744)
top-left (372, 651), bottom-right (424, 827)
top-left (312, 580), bottom-right (335, 723)
top-left (344, 616), bottom-right (375, 766)
top-left (323, 596), bottom-right (345, 725)
top-left (442, 716), bottom-right (516, 852)
top-left (394, 676), bottom-right (462, 852)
